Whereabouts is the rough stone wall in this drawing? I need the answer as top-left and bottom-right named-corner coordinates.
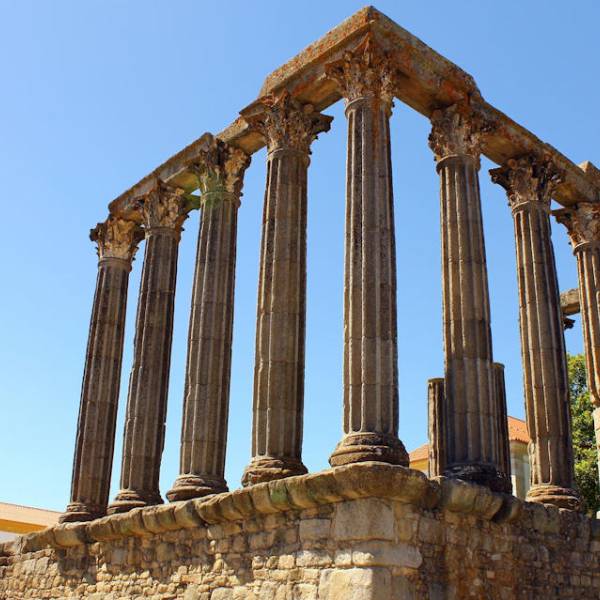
top-left (1, 463), bottom-right (599, 599)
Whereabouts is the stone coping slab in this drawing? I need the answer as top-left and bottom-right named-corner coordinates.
top-left (1, 462), bottom-right (598, 559)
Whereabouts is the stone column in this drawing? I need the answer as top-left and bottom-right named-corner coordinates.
top-left (61, 218), bottom-right (142, 523)
top-left (325, 37), bottom-right (408, 467)
top-left (555, 202), bottom-right (600, 508)
top-left (493, 363), bottom-right (512, 486)
top-left (108, 181), bottom-right (188, 514)
top-left (241, 92), bottom-right (332, 486)
top-left (427, 378), bottom-right (445, 478)
top-left (491, 156), bottom-right (580, 509)
top-left (167, 135), bottom-right (250, 501)
top-left (429, 104), bottom-right (509, 492)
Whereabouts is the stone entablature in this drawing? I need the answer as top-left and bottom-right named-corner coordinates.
top-left (105, 8), bottom-right (599, 216)
top-left (2, 464), bottom-right (600, 599)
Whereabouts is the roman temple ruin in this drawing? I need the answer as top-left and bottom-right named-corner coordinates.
top-left (2, 7), bottom-right (600, 599)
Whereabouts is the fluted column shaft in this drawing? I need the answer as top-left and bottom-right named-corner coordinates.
top-left (577, 243), bottom-right (600, 512)
top-left (427, 378), bottom-right (445, 477)
top-left (555, 203), bottom-right (600, 508)
top-left (248, 148), bottom-right (307, 481)
top-left (327, 36), bottom-right (407, 467)
top-left (168, 136), bottom-right (250, 501)
top-left (494, 363), bottom-right (512, 484)
top-left (429, 366), bottom-right (510, 484)
top-left (61, 218), bottom-right (141, 523)
top-left (492, 156), bottom-right (579, 509)
top-left (242, 92), bottom-right (332, 486)
top-left (429, 105), bottom-right (509, 492)
top-left (109, 183), bottom-right (187, 514)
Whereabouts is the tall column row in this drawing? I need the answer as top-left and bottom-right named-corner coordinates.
top-left (62, 49), bottom-right (592, 523)
top-left (63, 134), bottom-right (252, 521)
top-left (60, 219), bottom-right (143, 522)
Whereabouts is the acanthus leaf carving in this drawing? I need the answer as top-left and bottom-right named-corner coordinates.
top-left (490, 155), bottom-right (562, 212)
top-left (428, 103), bottom-right (493, 162)
top-left (554, 203), bottom-right (600, 249)
top-left (242, 90), bottom-right (332, 154)
top-left (191, 133), bottom-right (251, 206)
top-left (136, 180), bottom-right (189, 233)
top-left (90, 217), bottom-right (143, 262)
top-left (325, 34), bottom-right (400, 108)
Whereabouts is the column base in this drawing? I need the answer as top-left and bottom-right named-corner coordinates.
top-left (59, 502), bottom-right (105, 523)
top-left (443, 462), bottom-right (512, 494)
top-left (107, 489), bottom-right (163, 515)
top-left (329, 432), bottom-right (408, 468)
top-left (241, 457), bottom-right (307, 487)
top-left (166, 474), bottom-right (228, 502)
top-left (526, 484), bottom-right (581, 511)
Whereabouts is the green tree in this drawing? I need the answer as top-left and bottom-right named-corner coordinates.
top-left (568, 353), bottom-right (600, 515)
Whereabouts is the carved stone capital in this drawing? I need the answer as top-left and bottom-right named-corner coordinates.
top-left (428, 104), bottom-right (491, 162)
top-left (243, 91), bottom-right (332, 154)
top-left (554, 203), bottom-right (600, 250)
top-left (325, 34), bottom-right (399, 108)
top-left (191, 133), bottom-right (251, 206)
top-left (137, 180), bottom-right (188, 233)
top-left (90, 217), bottom-right (143, 262)
top-left (490, 155), bottom-right (562, 213)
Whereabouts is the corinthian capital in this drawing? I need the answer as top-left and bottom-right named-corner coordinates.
top-left (191, 133), bottom-right (251, 205)
top-left (90, 217), bottom-right (143, 262)
top-left (325, 34), bottom-right (399, 107)
top-left (428, 104), bottom-right (491, 162)
top-left (137, 180), bottom-right (188, 234)
top-left (242, 91), bottom-right (332, 154)
top-left (490, 155), bottom-right (562, 212)
top-left (554, 203), bottom-right (600, 250)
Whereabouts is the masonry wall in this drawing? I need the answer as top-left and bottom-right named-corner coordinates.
top-left (1, 463), bottom-right (599, 600)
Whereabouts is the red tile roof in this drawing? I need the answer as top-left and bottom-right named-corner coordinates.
top-left (408, 416), bottom-right (530, 462)
top-left (507, 415), bottom-right (530, 444)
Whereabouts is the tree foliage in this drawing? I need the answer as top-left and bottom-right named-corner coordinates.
top-left (568, 353), bottom-right (600, 515)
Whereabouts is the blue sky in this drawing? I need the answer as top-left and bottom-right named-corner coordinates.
top-left (1, 1), bottom-right (598, 512)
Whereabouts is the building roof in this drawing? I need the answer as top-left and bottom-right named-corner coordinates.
top-left (408, 416), bottom-right (530, 462)
top-left (506, 415), bottom-right (530, 444)
top-left (0, 502), bottom-right (61, 534)
top-left (409, 443), bottom-right (429, 463)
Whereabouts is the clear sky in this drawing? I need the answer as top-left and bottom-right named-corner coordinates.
top-left (1, 1), bottom-right (598, 512)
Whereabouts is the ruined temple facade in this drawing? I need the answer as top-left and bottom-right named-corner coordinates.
top-left (2, 7), bottom-right (600, 599)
